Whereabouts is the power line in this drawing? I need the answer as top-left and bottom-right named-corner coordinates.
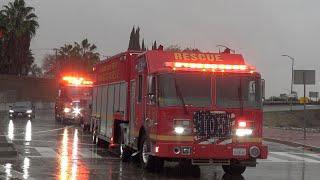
top-left (30, 48), bottom-right (55, 51)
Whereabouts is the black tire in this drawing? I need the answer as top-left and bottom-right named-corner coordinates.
top-left (222, 165), bottom-right (246, 175)
top-left (139, 133), bottom-right (164, 172)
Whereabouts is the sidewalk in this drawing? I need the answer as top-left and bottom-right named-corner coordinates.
top-left (263, 127), bottom-right (320, 152)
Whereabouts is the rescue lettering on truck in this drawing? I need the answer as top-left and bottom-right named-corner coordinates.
top-left (91, 50), bottom-right (268, 175)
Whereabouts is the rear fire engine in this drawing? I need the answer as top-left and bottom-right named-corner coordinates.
top-left (91, 50), bottom-right (268, 174)
top-left (55, 74), bottom-right (93, 127)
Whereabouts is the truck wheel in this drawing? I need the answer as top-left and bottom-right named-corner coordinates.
top-left (222, 165), bottom-right (246, 175)
top-left (139, 134), bottom-right (164, 172)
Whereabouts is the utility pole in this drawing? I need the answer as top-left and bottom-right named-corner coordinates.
top-left (282, 55), bottom-right (295, 111)
top-left (303, 71), bottom-right (306, 140)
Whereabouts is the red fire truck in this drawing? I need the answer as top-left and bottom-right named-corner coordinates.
top-left (91, 49), bottom-right (268, 174)
top-left (55, 74), bottom-right (93, 127)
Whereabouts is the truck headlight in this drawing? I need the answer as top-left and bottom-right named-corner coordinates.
top-left (173, 119), bottom-right (191, 135)
top-left (26, 110), bottom-right (32, 114)
top-left (64, 107), bottom-right (71, 113)
top-left (236, 128), bottom-right (253, 137)
top-left (174, 127), bottom-right (185, 134)
top-left (9, 110), bottom-right (14, 113)
top-left (73, 107), bottom-right (81, 115)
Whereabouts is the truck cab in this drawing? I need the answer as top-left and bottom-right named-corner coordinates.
top-left (129, 51), bottom-right (267, 174)
top-left (55, 75), bottom-right (93, 125)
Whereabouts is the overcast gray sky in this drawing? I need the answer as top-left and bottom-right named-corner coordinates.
top-left (2, 0), bottom-right (320, 97)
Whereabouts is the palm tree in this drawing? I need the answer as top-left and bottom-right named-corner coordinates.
top-left (42, 39), bottom-right (100, 76)
top-left (30, 63), bottom-right (42, 77)
top-left (75, 38), bottom-right (99, 63)
top-left (0, 0), bottom-right (39, 75)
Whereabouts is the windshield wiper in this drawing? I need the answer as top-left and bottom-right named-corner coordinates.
top-left (173, 75), bottom-right (188, 115)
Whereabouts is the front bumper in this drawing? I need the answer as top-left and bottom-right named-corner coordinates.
top-left (9, 112), bottom-right (32, 118)
top-left (62, 113), bottom-right (83, 122)
top-left (154, 142), bottom-right (268, 160)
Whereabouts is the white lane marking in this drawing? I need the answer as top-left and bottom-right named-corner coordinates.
top-left (258, 156), bottom-right (292, 163)
top-left (0, 164), bottom-right (37, 180)
top-left (271, 152), bottom-right (320, 163)
top-left (33, 147), bottom-right (58, 158)
top-left (78, 148), bottom-right (103, 159)
top-left (301, 153), bottom-right (320, 160)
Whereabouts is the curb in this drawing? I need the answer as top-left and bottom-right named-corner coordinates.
top-left (264, 137), bottom-right (320, 153)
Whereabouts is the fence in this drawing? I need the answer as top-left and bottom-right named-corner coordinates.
top-left (0, 74), bottom-right (58, 103)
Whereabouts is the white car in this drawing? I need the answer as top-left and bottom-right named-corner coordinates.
top-left (9, 101), bottom-right (35, 119)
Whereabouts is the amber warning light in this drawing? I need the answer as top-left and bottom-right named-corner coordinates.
top-left (62, 76), bottom-right (93, 87)
top-left (164, 62), bottom-right (255, 73)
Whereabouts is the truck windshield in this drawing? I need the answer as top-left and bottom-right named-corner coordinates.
top-left (66, 87), bottom-right (91, 97)
top-left (14, 101), bottom-right (31, 108)
top-left (158, 74), bottom-right (211, 107)
top-left (216, 75), bottom-right (261, 108)
top-left (61, 87), bottom-right (91, 100)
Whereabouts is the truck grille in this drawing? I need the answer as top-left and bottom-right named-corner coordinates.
top-left (193, 111), bottom-right (234, 141)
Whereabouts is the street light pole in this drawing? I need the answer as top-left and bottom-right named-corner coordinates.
top-left (282, 55), bottom-right (295, 111)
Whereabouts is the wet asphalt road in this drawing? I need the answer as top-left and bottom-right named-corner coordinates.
top-left (0, 110), bottom-right (320, 180)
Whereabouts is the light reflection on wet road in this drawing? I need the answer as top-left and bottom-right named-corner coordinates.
top-left (0, 110), bottom-right (320, 180)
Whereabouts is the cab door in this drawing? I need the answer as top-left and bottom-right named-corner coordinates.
top-left (135, 73), bottom-right (145, 133)
top-left (129, 80), bottom-right (136, 145)
top-left (145, 75), bottom-right (158, 139)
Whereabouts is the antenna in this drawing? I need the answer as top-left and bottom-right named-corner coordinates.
top-left (216, 45), bottom-right (235, 54)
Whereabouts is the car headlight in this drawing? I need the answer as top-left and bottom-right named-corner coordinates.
top-left (73, 107), bottom-right (81, 115)
top-left (26, 110), bottom-right (32, 114)
top-left (174, 127), bottom-right (185, 134)
top-left (236, 128), bottom-right (253, 137)
top-left (9, 110), bottom-right (14, 113)
top-left (64, 107), bottom-right (71, 113)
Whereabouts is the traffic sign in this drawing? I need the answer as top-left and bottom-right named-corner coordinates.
top-left (309, 91), bottom-right (318, 98)
top-left (293, 70), bottom-right (315, 85)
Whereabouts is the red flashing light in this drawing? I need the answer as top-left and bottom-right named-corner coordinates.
top-left (165, 62), bottom-right (255, 72)
top-left (62, 76), bottom-right (93, 87)
top-left (238, 121), bottom-right (247, 128)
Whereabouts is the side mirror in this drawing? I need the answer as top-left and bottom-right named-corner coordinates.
top-left (148, 93), bottom-right (156, 104)
top-left (261, 79), bottom-right (265, 100)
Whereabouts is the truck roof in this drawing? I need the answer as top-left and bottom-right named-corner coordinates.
top-left (141, 50), bottom-right (251, 73)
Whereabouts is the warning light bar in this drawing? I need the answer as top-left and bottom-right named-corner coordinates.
top-left (62, 76), bottom-right (93, 87)
top-left (164, 62), bottom-right (255, 73)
